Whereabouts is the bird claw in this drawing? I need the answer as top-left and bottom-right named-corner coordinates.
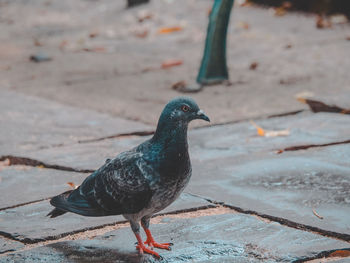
top-left (136, 244), bottom-right (161, 258)
top-left (144, 240), bottom-right (173, 250)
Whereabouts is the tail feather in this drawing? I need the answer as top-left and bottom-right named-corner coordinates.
top-left (47, 208), bottom-right (67, 218)
top-left (48, 188), bottom-right (109, 217)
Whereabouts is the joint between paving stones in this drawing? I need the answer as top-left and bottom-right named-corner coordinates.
top-left (0, 155), bottom-right (94, 174)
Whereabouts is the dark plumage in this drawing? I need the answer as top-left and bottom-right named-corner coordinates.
top-left (48, 97), bottom-right (210, 258)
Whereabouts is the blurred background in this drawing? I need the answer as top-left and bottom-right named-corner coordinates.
top-left (1, 0), bottom-right (349, 127)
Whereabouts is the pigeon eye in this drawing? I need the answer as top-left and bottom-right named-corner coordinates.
top-left (181, 105), bottom-right (189, 112)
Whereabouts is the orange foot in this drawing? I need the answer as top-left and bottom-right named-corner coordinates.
top-left (136, 243), bottom-right (161, 258)
top-left (144, 239), bottom-right (173, 250)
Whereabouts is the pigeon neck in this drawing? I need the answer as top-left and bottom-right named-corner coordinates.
top-left (152, 119), bottom-right (189, 145)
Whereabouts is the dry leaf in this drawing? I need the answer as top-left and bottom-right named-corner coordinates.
top-left (158, 26), bottom-right (183, 34)
top-left (329, 250), bottom-right (350, 258)
top-left (250, 121), bottom-right (290, 137)
top-left (134, 29), bottom-right (149, 38)
top-left (37, 165), bottom-right (45, 169)
top-left (297, 98), bottom-right (350, 114)
top-left (161, 59), bottom-right (183, 69)
top-left (316, 15), bottom-right (332, 29)
top-left (250, 121), bottom-right (265, 136)
top-left (312, 208), bottom-right (324, 220)
top-left (67, 182), bottom-right (78, 189)
top-left (237, 21), bottom-right (250, 30)
top-left (249, 62), bottom-right (258, 70)
top-left (172, 80), bottom-right (187, 91)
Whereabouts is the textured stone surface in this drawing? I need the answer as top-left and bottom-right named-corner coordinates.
top-left (0, 193), bottom-right (212, 242)
top-left (19, 112), bottom-right (350, 170)
top-left (188, 143), bottom-right (350, 235)
top-left (2, 213), bottom-right (349, 262)
top-left (0, 238), bottom-right (23, 255)
top-left (0, 166), bottom-right (87, 209)
top-left (1, 0), bottom-right (349, 126)
top-left (0, 89), bottom-right (151, 155)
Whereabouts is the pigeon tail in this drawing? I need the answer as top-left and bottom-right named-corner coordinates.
top-left (47, 208), bottom-right (67, 218)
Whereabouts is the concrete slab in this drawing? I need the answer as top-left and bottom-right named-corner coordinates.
top-left (2, 212), bottom-right (349, 262)
top-left (1, 0), bottom-right (349, 126)
top-left (0, 193), bottom-right (212, 242)
top-left (0, 238), bottom-right (23, 254)
top-left (0, 166), bottom-right (87, 209)
top-left (0, 89), bottom-right (151, 155)
top-left (21, 112), bottom-right (350, 171)
top-left (188, 143), bottom-right (350, 236)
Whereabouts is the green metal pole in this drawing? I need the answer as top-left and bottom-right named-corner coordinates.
top-left (197, 0), bottom-right (234, 85)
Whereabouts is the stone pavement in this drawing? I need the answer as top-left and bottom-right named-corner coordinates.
top-left (1, 0), bottom-right (350, 262)
top-left (1, 89), bottom-right (350, 262)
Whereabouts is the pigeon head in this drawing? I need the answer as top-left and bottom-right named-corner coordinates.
top-left (153, 97), bottom-right (209, 141)
top-left (160, 97), bottom-right (210, 124)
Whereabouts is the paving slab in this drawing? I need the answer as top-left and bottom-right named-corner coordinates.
top-left (19, 112), bottom-right (350, 170)
top-left (0, 238), bottom-right (23, 255)
top-left (0, 89), bottom-right (151, 156)
top-left (188, 143), bottom-right (350, 236)
top-left (0, 193), bottom-right (213, 242)
top-left (0, 166), bottom-right (87, 209)
top-left (2, 212), bottom-right (350, 262)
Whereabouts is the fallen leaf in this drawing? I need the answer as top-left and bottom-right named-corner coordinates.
top-left (161, 59), bottom-right (183, 69)
top-left (172, 80), bottom-right (186, 91)
top-left (89, 31), bottom-right (99, 38)
top-left (171, 81), bottom-right (202, 93)
top-left (316, 15), bottom-right (332, 29)
top-left (37, 165), bottom-right (45, 169)
top-left (237, 21), bottom-right (250, 30)
top-left (297, 98), bottom-right (350, 114)
top-left (134, 29), bottom-right (149, 38)
top-left (250, 121), bottom-right (265, 136)
top-left (67, 182), bottom-right (78, 189)
top-left (285, 44), bottom-right (292, 49)
top-left (137, 10), bottom-right (153, 23)
top-left (249, 62), bottom-right (258, 70)
top-left (312, 208), bottom-right (324, 220)
top-left (274, 7), bottom-right (287, 16)
top-left (329, 250), bottom-right (350, 258)
top-left (250, 121), bottom-right (290, 137)
top-left (158, 26), bottom-right (183, 34)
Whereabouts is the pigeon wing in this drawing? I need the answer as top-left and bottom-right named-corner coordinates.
top-left (50, 151), bottom-right (154, 216)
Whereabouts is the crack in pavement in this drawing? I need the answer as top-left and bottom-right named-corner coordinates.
top-left (1, 194), bottom-right (350, 261)
top-left (0, 204), bottom-right (216, 245)
top-left (293, 248), bottom-right (350, 263)
top-left (278, 139), bottom-right (350, 153)
top-left (0, 198), bottom-right (49, 212)
top-left (0, 156), bottom-right (94, 174)
top-left (31, 108), bottom-right (308, 150)
top-left (77, 130), bottom-right (155, 144)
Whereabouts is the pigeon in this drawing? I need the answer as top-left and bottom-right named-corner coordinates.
top-left (48, 97), bottom-right (210, 258)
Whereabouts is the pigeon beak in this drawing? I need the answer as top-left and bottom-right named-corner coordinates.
top-left (196, 110), bottom-right (210, 122)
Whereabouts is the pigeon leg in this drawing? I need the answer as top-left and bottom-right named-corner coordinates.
top-left (130, 220), bottom-right (161, 258)
top-left (141, 217), bottom-right (173, 250)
